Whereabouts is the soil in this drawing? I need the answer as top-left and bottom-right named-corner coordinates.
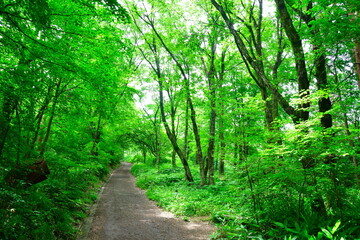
top-left (82, 162), bottom-right (215, 240)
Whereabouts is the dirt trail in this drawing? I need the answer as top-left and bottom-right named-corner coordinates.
top-left (84, 162), bottom-right (215, 240)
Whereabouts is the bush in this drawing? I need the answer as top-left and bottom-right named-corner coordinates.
top-left (0, 152), bottom-right (116, 239)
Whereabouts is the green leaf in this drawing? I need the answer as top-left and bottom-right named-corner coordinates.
top-left (321, 228), bottom-right (333, 239)
top-left (331, 220), bottom-right (341, 234)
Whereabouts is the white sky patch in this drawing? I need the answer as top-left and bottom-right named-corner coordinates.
top-left (263, 0), bottom-right (276, 17)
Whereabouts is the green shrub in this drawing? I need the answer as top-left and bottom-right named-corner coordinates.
top-left (131, 162), bottom-right (360, 239)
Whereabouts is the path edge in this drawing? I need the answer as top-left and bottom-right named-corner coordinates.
top-left (75, 164), bottom-right (120, 240)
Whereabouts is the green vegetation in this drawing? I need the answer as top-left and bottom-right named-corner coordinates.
top-left (131, 161), bottom-right (359, 239)
top-left (0, 0), bottom-right (133, 238)
top-left (1, 0), bottom-right (360, 239)
top-left (0, 158), bottom-right (112, 239)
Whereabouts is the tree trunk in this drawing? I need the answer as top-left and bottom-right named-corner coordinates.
top-left (301, 2), bottom-right (332, 128)
top-left (171, 149), bottom-right (176, 168)
top-left (158, 80), bottom-right (194, 182)
top-left (202, 41), bottom-right (217, 185)
top-left (219, 117), bottom-right (225, 175)
top-left (188, 96), bottom-right (205, 184)
top-left (183, 101), bottom-right (189, 163)
top-left (274, 0), bottom-right (310, 123)
top-left (142, 149), bottom-right (147, 163)
top-left (275, 0), bottom-right (327, 216)
top-left (27, 85), bottom-right (53, 158)
top-left (170, 98), bottom-right (177, 168)
top-left (354, 41), bottom-right (360, 89)
top-left (206, 101), bottom-right (216, 185)
top-left (218, 51), bottom-right (226, 175)
top-left (148, 19), bottom-right (200, 183)
top-left (333, 62), bottom-right (359, 183)
top-left (39, 80), bottom-right (62, 158)
top-left (90, 115), bottom-right (102, 157)
top-left (0, 87), bottom-right (17, 159)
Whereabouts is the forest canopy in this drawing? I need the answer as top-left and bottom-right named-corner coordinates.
top-left (1, 0), bottom-right (360, 239)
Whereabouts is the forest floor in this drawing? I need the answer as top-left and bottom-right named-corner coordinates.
top-left (79, 162), bottom-right (215, 240)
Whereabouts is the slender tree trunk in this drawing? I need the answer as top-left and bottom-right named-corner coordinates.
top-left (202, 41), bottom-right (217, 185)
top-left (147, 19), bottom-right (200, 183)
top-left (354, 42), bottom-right (360, 89)
top-left (90, 115), bottom-right (102, 156)
top-left (154, 110), bottom-right (161, 169)
top-left (333, 63), bottom-right (359, 182)
top-left (170, 101), bottom-right (177, 168)
top-left (171, 150), bottom-right (176, 168)
top-left (158, 80), bottom-right (193, 182)
top-left (183, 101), bottom-right (189, 163)
top-left (188, 95), bottom-right (205, 184)
top-left (261, 87), bottom-right (274, 131)
top-left (218, 50), bottom-right (226, 175)
top-left (39, 80), bottom-right (62, 158)
top-left (348, 13), bottom-right (360, 88)
top-left (27, 85), bottom-right (53, 158)
top-left (15, 105), bottom-right (21, 165)
top-left (219, 117), bottom-right (225, 175)
top-left (142, 149), bottom-right (147, 163)
top-left (156, 144), bottom-right (161, 171)
top-left (0, 88), bottom-right (17, 159)
top-left (207, 101), bottom-right (216, 185)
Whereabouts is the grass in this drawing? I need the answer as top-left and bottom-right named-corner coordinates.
top-left (131, 163), bottom-right (257, 239)
top-left (130, 162), bottom-right (360, 240)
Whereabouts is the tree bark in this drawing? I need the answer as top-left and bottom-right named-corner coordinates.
top-left (218, 51), bottom-right (226, 175)
top-left (274, 0), bottom-right (310, 122)
top-left (39, 80), bottom-right (62, 158)
top-left (300, 2), bottom-right (332, 128)
top-left (183, 101), bottom-right (189, 163)
top-left (0, 87), bottom-right (18, 159)
top-left (206, 88), bottom-right (216, 185)
top-left (354, 42), bottom-right (360, 89)
top-left (158, 79), bottom-right (194, 182)
top-left (201, 39), bottom-right (218, 185)
top-left (167, 89), bottom-right (177, 168)
top-left (26, 85), bottom-right (53, 158)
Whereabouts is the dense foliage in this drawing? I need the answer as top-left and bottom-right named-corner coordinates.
top-left (125, 0), bottom-right (360, 239)
top-left (1, 0), bottom-right (360, 239)
top-left (131, 161), bottom-right (359, 239)
top-left (0, 0), bottom-right (136, 239)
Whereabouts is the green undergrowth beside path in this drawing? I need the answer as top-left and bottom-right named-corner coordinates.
top-left (0, 156), bottom-right (119, 240)
top-left (131, 163), bottom-right (360, 240)
top-left (131, 163), bottom-right (262, 239)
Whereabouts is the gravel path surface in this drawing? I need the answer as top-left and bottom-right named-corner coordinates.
top-left (86, 162), bottom-right (215, 240)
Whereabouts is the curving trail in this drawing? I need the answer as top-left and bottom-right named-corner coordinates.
top-left (85, 162), bottom-right (215, 240)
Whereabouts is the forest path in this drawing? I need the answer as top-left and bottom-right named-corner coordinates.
top-left (84, 162), bottom-right (215, 240)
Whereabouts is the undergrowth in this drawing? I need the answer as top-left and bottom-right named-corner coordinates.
top-left (131, 163), bottom-right (360, 240)
top-left (0, 153), bottom-right (119, 240)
